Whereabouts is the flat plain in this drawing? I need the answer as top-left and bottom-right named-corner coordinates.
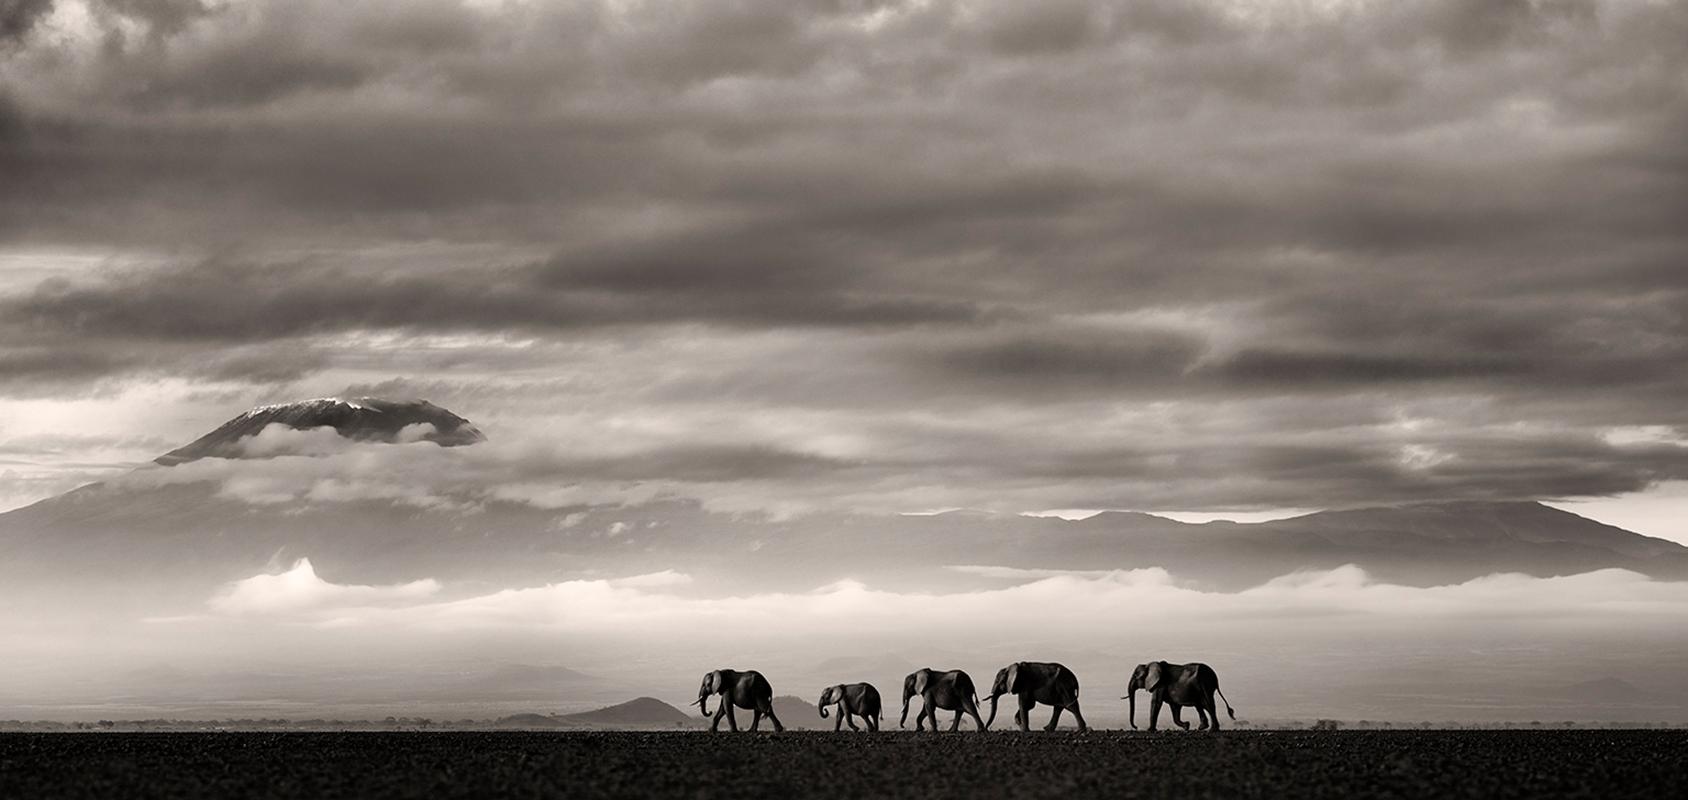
top-left (1, 730), bottom-right (1683, 799)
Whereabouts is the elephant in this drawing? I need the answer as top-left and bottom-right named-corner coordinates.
top-left (1124, 661), bottom-right (1235, 732)
top-left (817, 682), bottom-right (883, 731)
top-left (900, 668), bottom-right (987, 732)
top-left (694, 668), bottom-right (784, 732)
top-left (985, 661), bottom-right (1088, 732)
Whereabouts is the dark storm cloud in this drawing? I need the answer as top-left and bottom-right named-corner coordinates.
top-left (0, 242), bottom-right (986, 348)
top-left (0, 344), bottom-right (117, 381)
top-left (2, 0), bottom-right (1687, 512)
top-left (1214, 349), bottom-right (1535, 385)
top-left (0, 0), bottom-right (53, 46)
top-left (1, 259), bottom-right (585, 341)
top-left (928, 325), bottom-right (1206, 390)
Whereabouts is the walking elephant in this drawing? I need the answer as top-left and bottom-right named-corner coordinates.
top-left (817, 682), bottom-right (882, 731)
top-left (694, 668), bottom-right (784, 732)
top-left (985, 661), bottom-right (1088, 731)
top-left (900, 668), bottom-right (987, 732)
top-left (1124, 661), bottom-right (1235, 732)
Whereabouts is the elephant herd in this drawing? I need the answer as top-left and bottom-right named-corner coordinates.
top-left (693, 660), bottom-right (1236, 733)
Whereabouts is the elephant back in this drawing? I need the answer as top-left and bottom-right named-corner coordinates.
top-left (856, 683), bottom-right (882, 714)
top-left (950, 670), bottom-right (975, 694)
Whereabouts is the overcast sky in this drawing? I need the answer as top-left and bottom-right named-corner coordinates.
top-left (2, 0), bottom-right (1686, 539)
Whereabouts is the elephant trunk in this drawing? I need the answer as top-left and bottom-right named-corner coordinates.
top-left (1128, 691), bottom-right (1136, 729)
top-left (818, 699), bottom-right (829, 719)
top-left (985, 692), bottom-right (1000, 729)
top-left (900, 686), bottom-right (913, 728)
top-left (696, 694), bottom-right (709, 717)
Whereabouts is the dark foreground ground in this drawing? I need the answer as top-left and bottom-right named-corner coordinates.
top-left (2, 731), bottom-right (1684, 800)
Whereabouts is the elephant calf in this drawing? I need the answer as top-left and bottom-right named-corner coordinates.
top-left (817, 682), bottom-right (882, 731)
top-left (1124, 661), bottom-right (1236, 732)
top-left (695, 668), bottom-right (784, 732)
top-left (986, 661), bottom-right (1088, 731)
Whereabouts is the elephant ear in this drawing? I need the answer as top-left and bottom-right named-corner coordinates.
top-left (914, 671), bottom-right (930, 695)
top-left (1006, 663), bottom-right (1022, 693)
top-left (709, 670), bottom-right (724, 694)
top-left (1144, 662), bottom-right (1164, 692)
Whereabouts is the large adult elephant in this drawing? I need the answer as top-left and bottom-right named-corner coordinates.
top-left (985, 661), bottom-right (1088, 731)
top-left (694, 668), bottom-right (784, 732)
top-left (817, 682), bottom-right (882, 731)
top-left (900, 668), bottom-right (987, 732)
top-left (1124, 661), bottom-right (1235, 732)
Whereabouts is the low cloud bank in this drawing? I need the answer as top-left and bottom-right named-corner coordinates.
top-left (199, 560), bottom-right (1688, 642)
top-left (211, 558), bottom-right (440, 616)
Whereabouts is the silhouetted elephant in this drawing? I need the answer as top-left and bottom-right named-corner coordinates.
top-left (900, 668), bottom-right (987, 732)
top-left (694, 668), bottom-right (783, 732)
top-left (817, 682), bottom-right (882, 731)
top-left (1125, 661), bottom-right (1235, 732)
top-left (985, 661), bottom-right (1088, 731)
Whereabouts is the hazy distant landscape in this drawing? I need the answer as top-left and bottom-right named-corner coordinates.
top-left (2, 399), bottom-right (1685, 728)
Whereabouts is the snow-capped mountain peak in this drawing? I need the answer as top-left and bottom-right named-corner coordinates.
top-left (155, 397), bottom-right (485, 465)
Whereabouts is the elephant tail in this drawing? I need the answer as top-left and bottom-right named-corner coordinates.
top-left (1216, 687), bottom-right (1236, 720)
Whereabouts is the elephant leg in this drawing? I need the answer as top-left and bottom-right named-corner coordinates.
top-left (846, 711), bottom-right (860, 731)
top-left (1170, 703), bottom-right (1190, 730)
top-left (761, 700), bottom-right (784, 733)
top-left (949, 709), bottom-right (962, 732)
top-left (1148, 694), bottom-right (1163, 732)
top-left (710, 705), bottom-right (726, 732)
top-left (1194, 705), bottom-right (1209, 730)
top-left (1019, 697), bottom-right (1035, 732)
top-left (833, 709), bottom-right (843, 731)
top-left (965, 698), bottom-right (987, 731)
top-left (1068, 703), bottom-right (1088, 732)
top-left (1206, 692), bottom-right (1221, 731)
top-left (751, 709), bottom-right (763, 731)
top-left (1046, 703), bottom-right (1063, 732)
top-left (725, 703), bottom-right (740, 732)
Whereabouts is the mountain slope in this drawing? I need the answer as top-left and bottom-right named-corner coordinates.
top-left (3, 398), bottom-right (1686, 602)
top-left (3, 489), bottom-right (1686, 600)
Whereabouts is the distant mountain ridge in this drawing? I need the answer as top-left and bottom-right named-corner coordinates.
top-left (2, 398), bottom-right (1686, 600)
top-left (561, 697), bottom-right (695, 726)
top-left (493, 697), bottom-right (699, 729)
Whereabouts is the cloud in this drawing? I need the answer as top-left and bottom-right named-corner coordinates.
top-left (607, 570), bottom-right (692, 589)
top-left (0, 0), bottom-right (53, 46)
top-left (202, 559), bottom-right (1688, 646)
top-left (209, 557), bottom-right (439, 616)
top-left (2, 0), bottom-right (1687, 515)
